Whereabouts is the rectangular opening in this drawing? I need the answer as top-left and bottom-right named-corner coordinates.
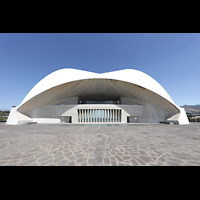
top-left (61, 116), bottom-right (72, 123)
top-left (78, 109), bottom-right (121, 123)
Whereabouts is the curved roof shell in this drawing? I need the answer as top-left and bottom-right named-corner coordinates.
top-left (7, 68), bottom-right (189, 125)
top-left (18, 68), bottom-right (178, 111)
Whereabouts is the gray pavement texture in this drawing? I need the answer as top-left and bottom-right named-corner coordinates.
top-left (0, 122), bottom-right (200, 166)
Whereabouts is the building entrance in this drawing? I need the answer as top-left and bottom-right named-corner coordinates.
top-left (77, 109), bottom-right (121, 123)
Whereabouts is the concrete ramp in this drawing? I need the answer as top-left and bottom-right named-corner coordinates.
top-left (6, 107), bottom-right (33, 125)
top-left (166, 107), bottom-right (189, 125)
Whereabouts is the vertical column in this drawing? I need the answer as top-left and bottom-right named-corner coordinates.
top-left (95, 109), bottom-right (98, 123)
top-left (90, 109), bottom-right (92, 123)
top-left (117, 109), bottom-right (119, 123)
top-left (81, 109), bottom-right (83, 123)
top-left (118, 109), bottom-right (119, 123)
top-left (83, 109), bottom-right (85, 123)
top-left (113, 109), bottom-right (115, 123)
top-left (110, 109), bottom-right (112, 123)
top-left (82, 109), bottom-right (83, 123)
top-left (107, 109), bottom-right (110, 122)
top-left (87, 109), bottom-right (89, 122)
top-left (115, 109), bottom-right (116, 123)
top-left (106, 109), bottom-right (108, 123)
top-left (99, 109), bottom-right (102, 123)
top-left (78, 109), bottom-right (80, 123)
top-left (103, 109), bottom-right (105, 123)
top-left (93, 109), bottom-right (95, 123)
top-left (86, 109), bottom-right (88, 123)
top-left (88, 109), bottom-right (90, 123)
top-left (97, 109), bottom-right (99, 123)
top-left (108, 109), bottom-right (109, 123)
top-left (101, 109), bottom-right (103, 123)
top-left (87, 109), bottom-right (88, 123)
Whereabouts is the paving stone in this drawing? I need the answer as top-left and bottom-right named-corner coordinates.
top-left (140, 156), bottom-right (153, 163)
top-left (1, 123), bottom-right (200, 166)
top-left (119, 163), bottom-right (125, 166)
top-left (57, 159), bottom-right (70, 166)
top-left (136, 158), bottom-right (146, 165)
top-left (40, 159), bottom-right (54, 166)
top-left (166, 161), bottom-right (182, 166)
top-left (88, 159), bottom-right (95, 165)
top-left (115, 155), bottom-right (123, 162)
top-left (53, 156), bottom-right (65, 164)
top-left (111, 160), bottom-right (118, 166)
top-left (131, 159), bottom-right (140, 166)
top-left (18, 159), bottom-right (37, 166)
top-left (122, 156), bottom-right (131, 160)
top-left (37, 155), bottom-right (52, 163)
top-left (76, 158), bottom-right (87, 165)
top-left (66, 161), bottom-right (76, 166)
top-left (104, 158), bottom-right (110, 165)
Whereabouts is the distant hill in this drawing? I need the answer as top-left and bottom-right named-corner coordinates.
top-left (181, 105), bottom-right (200, 114)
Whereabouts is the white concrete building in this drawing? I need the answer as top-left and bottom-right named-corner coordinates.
top-left (6, 68), bottom-right (189, 125)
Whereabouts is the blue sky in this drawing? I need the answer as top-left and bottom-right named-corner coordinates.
top-left (0, 33), bottom-right (200, 110)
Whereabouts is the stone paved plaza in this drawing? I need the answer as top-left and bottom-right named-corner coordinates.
top-left (0, 122), bottom-right (200, 166)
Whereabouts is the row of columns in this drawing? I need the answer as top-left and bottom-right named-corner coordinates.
top-left (78, 109), bottom-right (121, 123)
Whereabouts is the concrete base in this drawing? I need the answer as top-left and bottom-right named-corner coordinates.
top-left (6, 102), bottom-right (189, 125)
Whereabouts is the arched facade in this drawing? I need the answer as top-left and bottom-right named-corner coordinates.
top-left (6, 68), bottom-right (189, 125)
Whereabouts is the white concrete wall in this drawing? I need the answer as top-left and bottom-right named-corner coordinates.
top-left (50, 96), bottom-right (79, 105)
top-left (26, 103), bottom-right (171, 124)
top-left (32, 118), bottom-right (60, 124)
top-left (120, 96), bottom-right (137, 105)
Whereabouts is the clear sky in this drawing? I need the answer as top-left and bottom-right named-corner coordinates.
top-left (0, 33), bottom-right (200, 110)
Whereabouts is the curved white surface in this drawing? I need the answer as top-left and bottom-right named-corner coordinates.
top-left (20, 68), bottom-right (176, 108)
top-left (7, 68), bottom-right (189, 125)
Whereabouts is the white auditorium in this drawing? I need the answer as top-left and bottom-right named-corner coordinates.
top-left (6, 68), bottom-right (189, 125)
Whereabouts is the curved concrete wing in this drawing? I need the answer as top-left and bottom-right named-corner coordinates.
top-left (6, 68), bottom-right (189, 125)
